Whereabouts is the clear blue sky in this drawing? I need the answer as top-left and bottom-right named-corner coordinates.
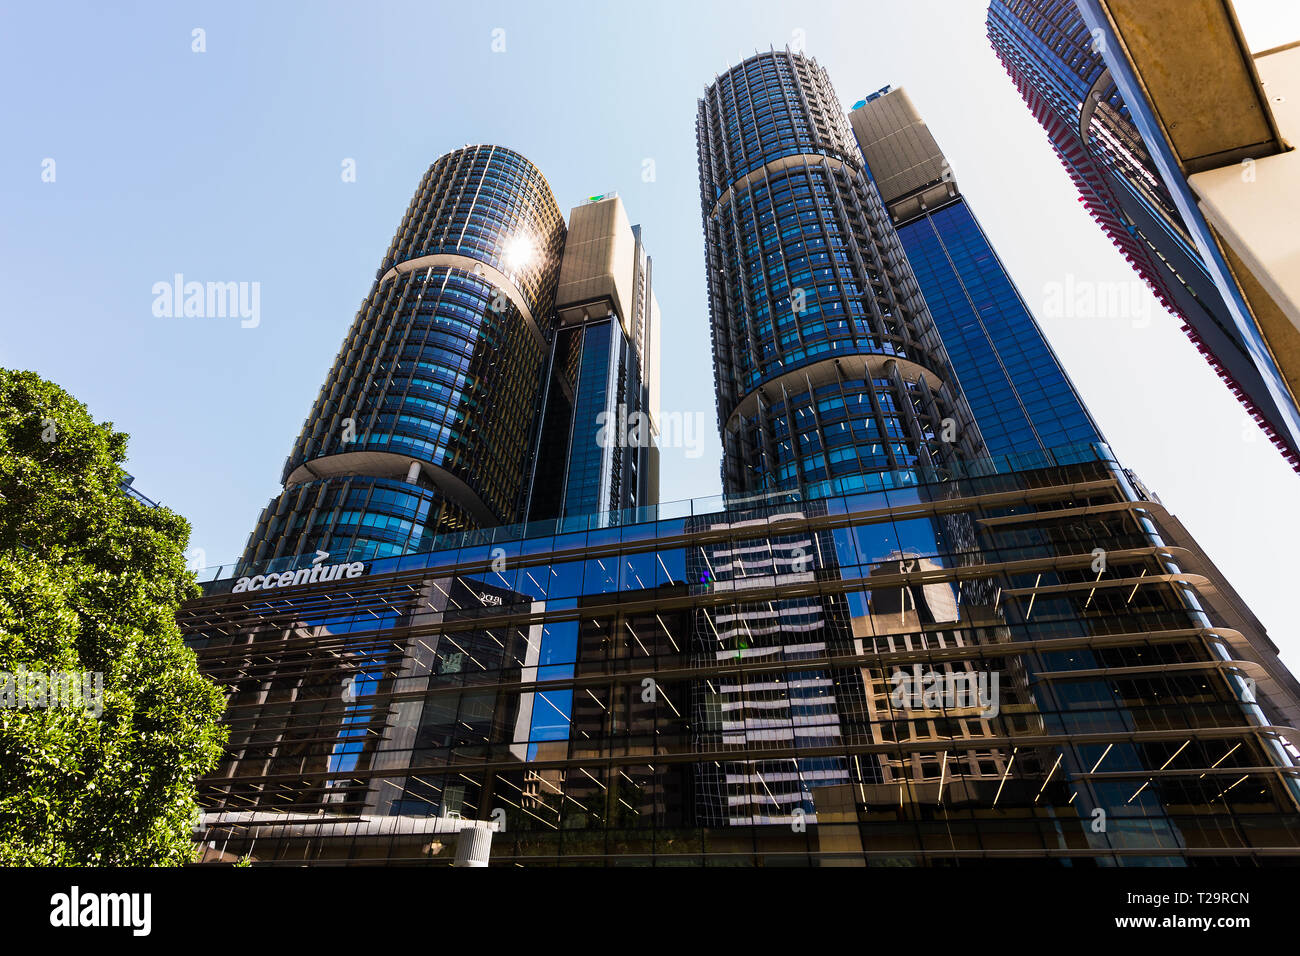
top-left (3, 0), bottom-right (1298, 663)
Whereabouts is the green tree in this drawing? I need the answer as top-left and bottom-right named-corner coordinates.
top-left (0, 368), bottom-right (226, 865)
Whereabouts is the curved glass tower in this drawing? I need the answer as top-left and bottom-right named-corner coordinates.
top-left (697, 50), bottom-right (983, 495)
top-left (243, 145), bottom-right (566, 568)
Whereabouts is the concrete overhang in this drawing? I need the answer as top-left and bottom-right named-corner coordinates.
top-left (1082, 0), bottom-right (1300, 456)
top-left (1188, 43), bottom-right (1300, 399)
top-left (286, 450), bottom-right (498, 526)
top-left (1091, 0), bottom-right (1286, 174)
top-left (724, 352), bottom-right (945, 434)
top-left (378, 252), bottom-right (546, 350)
top-left (710, 153), bottom-right (849, 219)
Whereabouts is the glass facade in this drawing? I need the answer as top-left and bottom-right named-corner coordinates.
top-left (527, 319), bottom-right (632, 523)
top-left (987, 0), bottom-right (1300, 470)
top-left (563, 321), bottom-right (616, 517)
top-left (897, 201), bottom-right (1100, 455)
top-left (526, 196), bottom-right (658, 526)
top-left (180, 48), bottom-right (1300, 869)
top-left (242, 145), bottom-right (566, 569)
top-left (697, 51), bottom-right (987, 495)
top-left (185, 446), bottom-right (1300, 865)
top-left (849, 84), bottom-right (1099, 458)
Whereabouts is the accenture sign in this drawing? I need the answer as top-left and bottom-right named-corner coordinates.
top-left (232, 558), bottom-right (366, 594)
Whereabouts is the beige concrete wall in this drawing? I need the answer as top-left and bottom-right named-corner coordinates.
top-left (645, 286), bottom-right (661, 428)
top-left (1189, 43), bottom-right (1300, 398)
top-left (555, 195), bottom-right (636, 322)
top-left (849, 87), bottom-right (953, 207)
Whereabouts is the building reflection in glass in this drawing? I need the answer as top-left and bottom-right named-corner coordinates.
top-left (185, 448), bottom-right (1300, 865)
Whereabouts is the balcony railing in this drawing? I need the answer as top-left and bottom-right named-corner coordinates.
top-left (193, 441), bottom-right (1119, 586)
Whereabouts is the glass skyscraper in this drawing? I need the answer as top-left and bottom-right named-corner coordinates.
top-left (183, 51), bottom-right (1300, 868)
top-left (242, 145), bottom-right (568, 569)
top-left (696, 50), bottom-right (986, 495)
top-left (526, 195), bottom-right (660, 525)
top-left (987, 0), bottom-right (1300, 472)
top-left (849, 85), bottom-right (1103, 457)
top-left (695, 51), bottom-right (990, 825)
top-left (240, 153), bottom-right (660, 572)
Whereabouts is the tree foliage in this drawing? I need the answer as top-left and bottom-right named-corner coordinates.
top-left (0, 368), bottom-right (226, 865)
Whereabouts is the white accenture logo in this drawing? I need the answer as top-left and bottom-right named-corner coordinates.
top-left (50, 886), bottom-right (151, 936)
top-left (232, 560), bottom-right (366, 593)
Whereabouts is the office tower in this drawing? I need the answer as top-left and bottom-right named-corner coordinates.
top-left (694, 50), bottom-right (979, 826)
top-left (849, 85), bottom-right (1103, 457)
top-left (240, 150), bottom-right (663, 573)
top-left (183, 51), bottom-right (1300, 868)
top-left (242, 145), bottom-right (567, 568)
top-left (696, 50), bottom-right (986, 495)
top-left (987, 0), bottom-right (1300, 472)
top-left (526, 193), bottom-right (661, 524)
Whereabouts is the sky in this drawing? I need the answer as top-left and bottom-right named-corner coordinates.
top-left (2, 0), bottom-right (1298, 663)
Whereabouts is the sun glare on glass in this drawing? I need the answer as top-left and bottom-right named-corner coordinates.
top-left (503, 235), bottom-right (536, 270)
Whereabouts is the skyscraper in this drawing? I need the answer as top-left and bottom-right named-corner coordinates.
top-left (696, 50), bottom-right (986, 495)
top-left (987, 0), bottom-right (1300, 472)
top-left (526, 193), bottom-right (661, 525)
top-left (240, 149), bottom-right (660, 570)
top-left (849, 85), bottom-right (1103, 457)
top-left (694, 51), bottom-right (988, 825)
top-left (679, 48), bottom-right (1300, 858)
top-left (242, 145), bottom-right (568, 568)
